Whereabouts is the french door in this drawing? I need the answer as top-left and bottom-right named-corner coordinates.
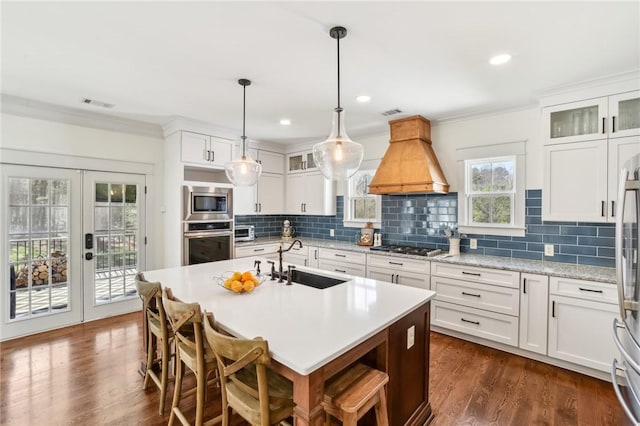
top-left (1, 165), bottom-right (146, 339)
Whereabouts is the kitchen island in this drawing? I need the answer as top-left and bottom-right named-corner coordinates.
top-left (144, 258), bottom-right (436, 425)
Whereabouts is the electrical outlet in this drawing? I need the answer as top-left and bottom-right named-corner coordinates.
top-left (407, 325), bottom-right (415, 349)
top-left (470, 239), bottom-right (477, 249)
top-left (329, 229), bottom-right (335, 237)
top-left (544, 244), bottom-right (554, 256)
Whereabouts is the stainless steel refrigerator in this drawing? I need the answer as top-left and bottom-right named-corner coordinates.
top-left (612, 153), bottom-right (640, 425)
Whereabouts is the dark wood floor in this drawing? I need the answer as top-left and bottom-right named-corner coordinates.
top-left (0, 312), bottom-right (630, 425)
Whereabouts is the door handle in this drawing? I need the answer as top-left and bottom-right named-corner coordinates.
top-left (601, 200), bottom-right (606, 217)
top-left (85, 252), bottom-right (94, 261)
top-left (523, 278), bottom-right (527, 294)
top-left (611, 201), bottom-right (615, 217)
top-left (462, 271), bottom-right (481, 277)
top-left (461, 318), bottom-right (480, 325)
top-left (552, 300), bottom-right (556, 318)
top-left (612, 116), bottom-right (616, 133)
top-left (461, 291), bottom-right (481, 298)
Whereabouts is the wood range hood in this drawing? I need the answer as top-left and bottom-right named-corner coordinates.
top-left (368, 115), bottom-right (449, 195)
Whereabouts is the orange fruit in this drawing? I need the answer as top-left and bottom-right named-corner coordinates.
top-left (252, 277), bottom-right (260, 287)
top-left (231, 271), bottom-right (242, 281)
top-left (231, 280), bottom-right (243, 293)
top-left (241, 271), bottom-right (255, 282)
top-left (223, 278), bottom-right (234, 289)
top-left (243, 281), bottom-right (255, 293)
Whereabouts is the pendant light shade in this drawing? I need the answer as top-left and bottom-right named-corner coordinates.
top-left (313, 26), bottom-right (363, 181)
top-left (225, 79), bottom-right (262, 186)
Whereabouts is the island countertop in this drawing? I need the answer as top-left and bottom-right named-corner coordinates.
top-left (143, 257), bottom-right (435, 376)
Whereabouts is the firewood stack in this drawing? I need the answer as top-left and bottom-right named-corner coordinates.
top-left (14, 251), bottom-right (68, 288)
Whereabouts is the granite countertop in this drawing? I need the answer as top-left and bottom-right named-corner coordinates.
top-left (235, 237), bottom-right (617, 284)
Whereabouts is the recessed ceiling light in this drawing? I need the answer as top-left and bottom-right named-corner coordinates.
top-left (356, 95), bottom-right (371, 103)
top-left (280, 119), bottom-right (291, 126)
top-left (489, 53), bottom-right (512, 65)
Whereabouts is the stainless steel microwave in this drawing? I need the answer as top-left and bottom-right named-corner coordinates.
top-left (183, 185), bottom-right (233, 221)
top-left (235, 225), bottom-right (255, 242)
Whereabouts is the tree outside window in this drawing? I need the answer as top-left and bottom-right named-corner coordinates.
top-left (467, 157), bottom-right (515, 226)
top-left (344, 168), bottom-right (381, 228)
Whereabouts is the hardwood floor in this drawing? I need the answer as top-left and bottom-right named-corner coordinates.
top-left (0, 312), bottom-right (630, 425)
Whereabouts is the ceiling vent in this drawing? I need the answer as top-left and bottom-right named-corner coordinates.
top-left (81, 98), bottom-right (115, 108)
top-left (381, 108), bottom-right (402, 116)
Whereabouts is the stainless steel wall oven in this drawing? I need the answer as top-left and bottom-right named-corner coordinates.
top-left (183, 221), bottom-right (234, 265)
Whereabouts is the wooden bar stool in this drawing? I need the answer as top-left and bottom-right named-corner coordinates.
top-left (322, 363), bottom-right (389, 426)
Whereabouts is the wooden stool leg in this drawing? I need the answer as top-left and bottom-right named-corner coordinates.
top-left (143, 327), bottom-right (154, 390)
top-left (169, 355), bottom-right (183, 426)
top-left (195, 367), bottom-right (205, 426)
top-left (343, 411), bottom-right (358, 426)
top-left (159, 336), bottom-right (170, 414)
top-left (375, 388), bottom-right (389, 426)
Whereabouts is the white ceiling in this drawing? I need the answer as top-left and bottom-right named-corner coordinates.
top-left (2, 1), bottom-right (639, 144)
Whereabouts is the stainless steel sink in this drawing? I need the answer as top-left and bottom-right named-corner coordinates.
top-left (278, 269), bottom-right (347, 289)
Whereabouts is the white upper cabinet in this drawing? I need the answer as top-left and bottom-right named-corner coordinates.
top-left (181, 131), bottom-right (233, 168)
top-left (543, 91), bottom-right (640, 144)
top-left (234, 148), bottom-right (284, 215)
top-left (286, 171), bottom-right (336, 216)
top-left (287, 151), bottom-right (317, 174)
top-left (608, 91), bottom-right (640, 138)
top-left (543, 90), bottom-right (640, 222)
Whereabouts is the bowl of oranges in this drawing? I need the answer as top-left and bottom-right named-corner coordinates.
top-left (218, 270), bottom-right (265, 294)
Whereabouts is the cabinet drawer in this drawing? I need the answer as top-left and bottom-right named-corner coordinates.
top-left (283, 252), bottom-right (308, 267)
top-left (319, 248), bottom-right (366, 265)
top-left (431, 263), bottom-right (520, 288)
top-left (318, 259), bottom-right (366, 277)
top-left (549, 276), bottom-right (617, 304)
top-left (235, 243), bottom-right (280, 258)
top-left (367, 254), bottom-right (429, 274)
top-left (432, 301), bottom-right (519, 347)
top-left (432, 276), bottom-right (520, 316)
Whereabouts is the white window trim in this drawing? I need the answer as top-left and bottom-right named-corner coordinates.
top-left (343, 159), bottom-right (382, 229)
top-left (457, 141), bottom-right (526, 237)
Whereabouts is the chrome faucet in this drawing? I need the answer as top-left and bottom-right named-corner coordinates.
top-left (277, 239), bottom-right (303, 283)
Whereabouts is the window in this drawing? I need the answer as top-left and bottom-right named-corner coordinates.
top-left (343, 164), bottom-right (382, 228)
top-left (457, 141), bottom-right (526, 237)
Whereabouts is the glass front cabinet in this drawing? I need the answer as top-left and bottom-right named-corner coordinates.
top-left (544, 91), bottom-right (640, 144)
top-left (287, 151), bottom-right (316, 173)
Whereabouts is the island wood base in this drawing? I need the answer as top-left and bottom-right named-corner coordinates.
top-left (270, 301), bottom-right (432, 426)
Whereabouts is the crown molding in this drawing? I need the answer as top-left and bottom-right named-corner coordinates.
top-left (1, 94), bottom-right (164, 139)
top-left (537, 70), bottom-right (640, 107)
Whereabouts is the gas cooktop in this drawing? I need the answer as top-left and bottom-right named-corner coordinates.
top-left (369, 245), bottom-right (442, 257)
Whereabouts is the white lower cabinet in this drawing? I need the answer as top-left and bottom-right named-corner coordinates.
top-left (282, 244), bottom-right (308, 267)
top-left (307, 246), bottom-right (319, 268)
top-left (518, 273), bottom-right (549, 355)
top-left (366, 254), bottom-right (430, 289)
top-left (235, 243), bottom-right (280, 261)
top-left (318, 248), bottom-right (366, 277)
top-left (431, 300), bottom-right (519, 346)
top-left (430, 264), bottom-right (520, 347)
top-left (548, 276), bottom-right (618, 372)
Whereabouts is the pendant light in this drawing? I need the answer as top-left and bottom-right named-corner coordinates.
top-left (312, 26), bottom-right (364, 181)
top-left (225, 79), bottom-right (262, 186)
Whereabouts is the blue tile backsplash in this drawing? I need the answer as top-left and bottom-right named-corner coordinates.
top-left (236, 189), bottom-right (615, 268)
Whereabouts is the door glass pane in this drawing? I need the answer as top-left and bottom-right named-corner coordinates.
top-left (7, 177), bottom-right (70, 320)
top-left (95, 183), bottom-right (109, 203)
top-left (618, 98), bottom-right (640, 131)
top-left (306, 153), bottom-right (315, 169)
top-left (93, 182), bottom-right (139, 305)
top-left (289, 154), bottom-right (303, 171)
top-left (550, 105), bottom-right (599, 138)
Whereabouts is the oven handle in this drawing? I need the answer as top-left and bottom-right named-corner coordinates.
top-left (184, 231), bottom-right (233, 238)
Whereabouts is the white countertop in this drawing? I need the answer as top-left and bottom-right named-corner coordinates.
top-left (143, 258), bottom-right (435, 376)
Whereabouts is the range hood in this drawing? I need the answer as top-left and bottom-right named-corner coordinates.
top-left (368, 115), bottom-right (449, 195)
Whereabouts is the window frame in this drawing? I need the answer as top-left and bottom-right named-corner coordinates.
top-left (457, 141), bottom-right (526, 237)
top-left (343, 161), bottom-right (382, 229)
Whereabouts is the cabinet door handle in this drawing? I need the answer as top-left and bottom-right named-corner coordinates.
top-left (204, 150), bottom-right (209, 161)
top-left (210, 150), bottom-right (214, 162)
top-left (335, 269), bottom-right (346, 273)
top-left (523, 278), bottom-right (527, 294)
top-left (461, 318), bottom-right (480, 325)
top-left (602, 117), bottom-right (606, 134)
top-left (552, 300), bottom-right (556, 318)
top-left (258, 203), bottom-right (262, 213)
top-left (461, 291), bottom-right (481, 298)
top-left (253, 248), bottom-right (265, 252)
top-left (612, 116), bottom-right (616, 133)
top-left (304, 259), bottom-right (308, 266)
top-left (579, 287), bottom-right (604, 294)
top-left (601, 200), bottom-right (606, 217)
top-left (334, 254), bottom-right (347, 258)
top-left (462, 271), bottom-right (481, 276)
top-left (611, 201), bottom-right (615, 217)
top-left (314, 250), bottom-right (318, 260)
top-left (389, 261), bottom-right (404, 266)
top-left (390, 274), bottom-right (395, 283)
top-left (255, 203), bottom-right (259, 213)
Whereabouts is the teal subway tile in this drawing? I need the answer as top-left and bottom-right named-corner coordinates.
top-left (543, 235), bottom-right (577, 245)
top-left (560, 226), bottom-right (597, 236)
top-left (498, 241), bottom-right (527, 250)
top-left (578, 236), bottom-right (615, 247)
top-left (578, 256), bottom-right (615, 268)
top-left (512, 250), bottom-right (543, 260)
top-left (559, 245), bottom-right (597, 256)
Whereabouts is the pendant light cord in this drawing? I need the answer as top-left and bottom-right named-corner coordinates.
top-left (335, 32), bottom-right (342, 137)
top-left (242, 83), bottom-right (247, 158)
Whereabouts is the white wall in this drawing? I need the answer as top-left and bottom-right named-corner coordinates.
top-left (0, 113), bottom-right (165, 269)
top-left (352, 106), bottom-right (543, 193)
